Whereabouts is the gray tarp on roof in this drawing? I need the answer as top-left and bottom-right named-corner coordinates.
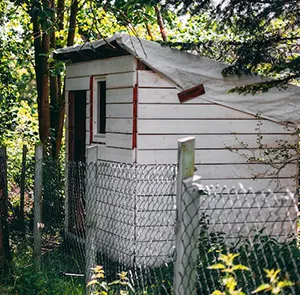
top-left (54, 33), bottom-right (300, 126)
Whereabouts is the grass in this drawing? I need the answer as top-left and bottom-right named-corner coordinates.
top-left (1, 236), bottom-right (85, 295)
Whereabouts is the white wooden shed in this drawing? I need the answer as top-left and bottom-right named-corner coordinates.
top-left (54, 33), bottom-right (300, 266)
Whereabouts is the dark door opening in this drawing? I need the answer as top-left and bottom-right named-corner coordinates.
top-left (68, 90), bottom-right (86, 162)
top-left (68, 90), bottom-right (86, 236)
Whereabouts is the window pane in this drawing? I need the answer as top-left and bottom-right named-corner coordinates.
top-left (98, 81), bottom-right (106, 134)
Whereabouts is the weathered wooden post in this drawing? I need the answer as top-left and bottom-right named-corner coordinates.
top-left (0, 147), bottom-right (10, 273)
top-left (173, 137), bottom-right (202, 295)
top-left (19, 144), bottom-right (27, 234)
top-left (85, 145), bottom-right (98, 292)
top-left (33, 144), bottom-right (43, 271)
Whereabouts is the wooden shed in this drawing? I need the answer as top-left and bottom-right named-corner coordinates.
top-left (54, 33), bottom-right (299, 266)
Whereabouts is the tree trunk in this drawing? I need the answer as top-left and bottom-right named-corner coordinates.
top-left (154, 5), bottom-right (167, 42)
top-left (32, 4), bottom-right (50, 147)
top-left (50, 0), bottom-right (78, 159)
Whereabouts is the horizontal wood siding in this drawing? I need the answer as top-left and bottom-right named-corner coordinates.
top-left (65, 77), bottom-right (90, 91)
top-left (135, 70), bottom-right (298, 256)
top-left (138, 134), bottom-right (295, 149)
top-left (137, 70), bottom-right (297, 193)
top-left (200, 192), bottom-right (298, 241)
top-left (66, 56), bottom-right (136, 78)
top-left (64, 56), bottom-right (135, 163)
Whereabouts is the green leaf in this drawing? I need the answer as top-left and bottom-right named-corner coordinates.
top-left (208, 263), bottom-right (226, 270)
top-left (232, 265), bottom-right (250, 271)
top-left (252, 284), bottom-right (271, 293)
top-left (87, 279), bottom-right (99, 287)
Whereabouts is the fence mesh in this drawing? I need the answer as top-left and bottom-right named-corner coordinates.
top-left (176, 181), bottom-right (299, 295)
top-left (3, 151), bottom-right (300, 295)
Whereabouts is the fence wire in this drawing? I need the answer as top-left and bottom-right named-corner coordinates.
top-left (177, 182), bottom-right (300, 295)
top-left (4, 153), bottom-right (300, 295)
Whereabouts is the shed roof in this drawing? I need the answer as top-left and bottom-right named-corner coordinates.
top-left (54, 33), bottom-right (300, 126)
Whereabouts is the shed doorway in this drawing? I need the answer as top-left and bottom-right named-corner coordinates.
top-left (68, 90), bottom-right (86, 236)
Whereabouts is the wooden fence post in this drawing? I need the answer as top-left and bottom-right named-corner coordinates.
top-left (85, 145), bottom-right (98, 292)
top-left (0, 147), bottom-right (10, 273)
top-left (33, 144), bottom-right (43, 271)
top-left (19, 144), bottom-right (27, 234)
top-left (173, 137), bottom-right (202, 295)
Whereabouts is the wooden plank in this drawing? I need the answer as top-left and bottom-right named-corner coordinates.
top-left (137, 149), bottom-right (298, 165)
top-left (106, 118), bottom-right (133, 134)
top-left (107, 72), bottom-right (136, 89)
top-left (136, 210), bottom-right (175, 227)
top-left (135, 255), bottom-right (171, 268)
top-left (136, 195), bottom-right (175, 211)
top-left (136, 225), bottom-right (174, 242)
top-left (106, 133), bottom-right (132, 149)
top-left (138, 134), bottom-right (297, 150)
top-left (200, 178), bottom-right (296, 192)
top-left (135, 240), bottom-right (174, 257)
top-left (138, 71), bottom-right (177, 88)
top-left (107, 88), bottom-right (133, 104)
top-left (138, 119), bottom-right (292, 134)
top-left (138, 88), bottom-right (212, 104)
top-left (207, 221), bottom-right (297, 240)
top-left (66, 55), bottom-right (135, 78)
top-left (96, 176), bottom-right (175, 196)
top-left (96, 146), bottom-right (134, 163)
top-left (204, 206), bottom-right (297, 224)
top-left (86, 103), bottom-right (91, 117)
top-left (33, 144), bottom-right (43, 271)
top-left (85, 131), bottom-right (90, 145)
top-left (65, 77), bottom-right (90, 90)
top-left (178, 84), bottom-right (205, 103)
top-left (106, 104), bottom-right (133, 118)
top-left (86, 118), bottom-right (90, 132)
top-left (138, 104), bottom-right (255, 119)
top-left (200, 193), bottom-right (297, 210)
top-left (194, 163), bottom-right (297, 180)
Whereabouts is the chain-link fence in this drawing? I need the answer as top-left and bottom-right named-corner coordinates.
top-left (175, 181), bottom-right (299, 295)
top-left (2, 143), bottom-right (300, 295)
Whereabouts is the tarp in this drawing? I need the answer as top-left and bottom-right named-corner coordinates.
top-left (54, 33), bottom-right (300, 126)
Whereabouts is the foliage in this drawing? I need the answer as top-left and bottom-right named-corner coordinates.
top-left (225, 119), bottom-right (300, 188)
top-left (196, 214), bottom-right (300, 295)
top-left (87, 265), bottom-right (134, 295)
top-left (164, 0), bottom-right (300, 92)
top-left (209, 253), bottom-right (293, 295)
top-left (1, 238), bottom-right (84, 295)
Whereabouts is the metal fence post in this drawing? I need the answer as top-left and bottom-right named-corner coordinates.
top-left (85, 145), bottom-right (98, 291)
top-left (0, 147), bottom-right (10, 273)
top-left (33, 144), bottom-right (43, 271)
top-left (174, 137), bottom-right (202, 295)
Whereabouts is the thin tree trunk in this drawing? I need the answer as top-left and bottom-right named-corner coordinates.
top-left (50, 0), bottom-right (78, 159)
top-left (67, 0), bottom-right (79, 46)
top-left (146, 23), bottom-right (154, 40)
top-left (32, 4), bottom-right (50, 146)
top-left (154, 5), bottom-right (167, 42)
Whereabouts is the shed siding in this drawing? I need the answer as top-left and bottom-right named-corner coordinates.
top-left (135, 70), bottom-right (298, 263)
top-left (136, 71), bottom-right (297, 191)
top-left (65, 55), bottom-right (136, 162)
top-left (65, 57), bottom-right (136, 264)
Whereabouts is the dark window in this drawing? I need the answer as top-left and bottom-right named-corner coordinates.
top-left (97, 81), bottom-right (106, 134)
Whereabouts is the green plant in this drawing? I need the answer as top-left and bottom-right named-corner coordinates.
top-left (209, 253), bottom-right (294, 295)
top-left (208, 253), bottom-right (249, 295)
top-left (87, 265), bottom-right (134, 295)
top-left (253, 269), bottom-right (293, 295)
